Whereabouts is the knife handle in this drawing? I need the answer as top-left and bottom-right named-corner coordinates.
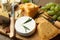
top-left (54, 21), bottom-right (60, 29)
top-left (9, 17), bottom-right (15, 38)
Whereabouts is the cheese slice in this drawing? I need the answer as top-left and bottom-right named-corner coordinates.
top-left (15, 10), bottom-right (23, 19)
top-left (15, 16), bottom-right (36, 36)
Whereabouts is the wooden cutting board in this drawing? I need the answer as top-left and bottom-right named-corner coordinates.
top-left (0, 17), bottom-right (41, 40)
top-left (0, 17), bottom-right (60, 40)
top-left (0, 24), bottom-right (40, 40)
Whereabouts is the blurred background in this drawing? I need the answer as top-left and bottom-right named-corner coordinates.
top-left (33, 0), bottom-right (60, 6)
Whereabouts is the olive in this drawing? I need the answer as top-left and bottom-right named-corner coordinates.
top-left (57, 16), bottom-right (60, 21)
top-left (47, 11), bottom-right (55, 16)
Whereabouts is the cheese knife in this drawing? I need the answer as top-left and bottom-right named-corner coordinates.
top-left (41, 14), bottom-right (60, 29)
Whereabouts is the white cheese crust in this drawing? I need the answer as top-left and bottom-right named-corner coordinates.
top-left (15, 16), bottom-right (36, 36)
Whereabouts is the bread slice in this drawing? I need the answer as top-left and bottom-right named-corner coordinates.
top-left (37, 17), bottom-right (59, 39)
top-left (35, 17), bottom-right (45, 23)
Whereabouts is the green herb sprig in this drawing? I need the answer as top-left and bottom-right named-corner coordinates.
top-left (23, 25), bottom-right (30, 32)
top-left (22, 18), bottom-right (32, 32)
top-left (24, 18), bottom-right (32, 24)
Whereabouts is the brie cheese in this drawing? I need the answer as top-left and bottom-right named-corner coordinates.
top-left (15, 16), bottom-right (36, 36)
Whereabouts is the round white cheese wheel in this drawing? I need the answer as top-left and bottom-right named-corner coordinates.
top-left (15, 16), bottom-right (36, 36)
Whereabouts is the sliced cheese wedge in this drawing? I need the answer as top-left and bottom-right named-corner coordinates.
top-left (19, 3), bottom-right (39, 18)
top-left (37, 17), bottom-right (59, 39)
top-left (15, 10), bottom-right (23, 19)
top-left (15, 16), bottom-right (36, 36)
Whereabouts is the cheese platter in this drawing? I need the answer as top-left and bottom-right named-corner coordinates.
top-left (0, 0), bottom-right (60, 40)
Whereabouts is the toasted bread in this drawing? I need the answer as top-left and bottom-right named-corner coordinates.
top-left (37, 17), bottom-right (59, 39)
